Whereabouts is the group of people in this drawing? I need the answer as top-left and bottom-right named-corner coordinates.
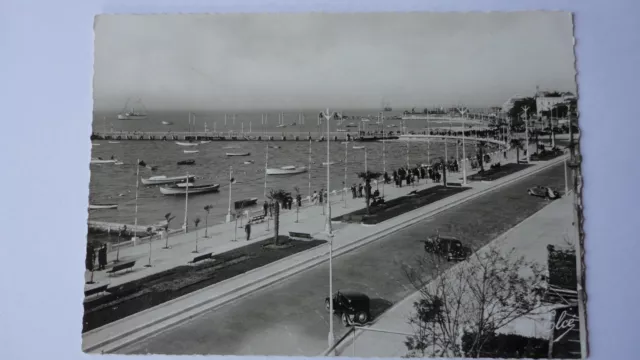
top-left (311, 189), bottom-right (329, 205)
top-left (85, 243), bottom-right (108, 272)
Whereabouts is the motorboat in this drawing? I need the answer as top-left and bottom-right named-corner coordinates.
top-left (88, 204), bottom-right (118, 210)
top-left (117, 99), bottom-right (148, 120)
top-left (234, 197), bottom-right (259, 209)
top-left (266, 166), bottom-right (307, 175)
top-left (176, 141), bottom-right (198, 147)
top-left (141, 174), bottom-right (196, 186)
top-left (184, 150), bottom-right (199, 154)
top-left (226, 152), bottom-right (250, 156)
top-left (177, 159), bottom-right (195, 165)
top-left (90, 158), bottom-right (117, 164)
top-left (114, 161), bottom-right (124, 165)
top-left (243, 160), bottom-right (255, 165)
top-left (200, 140), bottom-right (211, 144)
top-left (159, 183), bottom-right (220, 195)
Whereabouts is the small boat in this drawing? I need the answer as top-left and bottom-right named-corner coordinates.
top-left (234, 197), bottom-right (259, 209)
top-left (90, 158), bottom-right (117, 164)
top-left (323, 161), bottom-right (336, 166)
top-left (345, 123), bottom-right (358, 128)
top-left (353, 146), bottom-right (365, 150)
top-left (184, 150), bottom-right (200, 154)
top-left (243, 160), bottom-right (255, 165)
top-left (177, 159), bottom-right (195, 165)
top-left (226, 152), bottom-right (250, 157)
top-left (200, 140), bottom-right (211, 144)
top-left (266, 166), bottom-right (307, 175)
top-left (162, 121), bottom-right (173, 125)
top-left (117, 99), bottom-right (148, 120)
top-left (88, 204), bottom-right (118, 210)
top-left (141, 174), bottom-right (196, 186)
top-left (114, 161), bottom-right (124, 165)
top-left (276, 124), bottom-right (287, 128)
top-left (176, 141), bottom-right (198, 147)
top-left (271, 146), bottom-right (281, 149)
top-left (108, 141), bottom-right (120, 144)
top-left (160, 183), bottom-right (220, 195)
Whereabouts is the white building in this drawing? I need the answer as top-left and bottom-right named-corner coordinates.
top-left (535, 91), bottom-right (576, 117)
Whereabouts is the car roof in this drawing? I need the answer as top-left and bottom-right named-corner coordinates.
top-left (436, 235), bottom-right (460, 241)
top-left (337, 290), bottom-right (370, 299)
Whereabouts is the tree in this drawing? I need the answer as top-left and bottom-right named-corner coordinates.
top-left (510, 138), bottom-right (524, 163)
top-left (507, 98), bottom-right (537, 128)
top-left (267, 189), bottom-right (291, 246)
top-left (203, 205), bottom-right (213, 238)
top-left (163, 212), bottom-right (176, 249)
top-left (403, 243), bottom-right (545, 358)
top-left (356, 170), bottom-right (383, 214)
top-left (193, 217), bottom-right (201, 253)
top-left (476, 141), bottom-right (488, 172)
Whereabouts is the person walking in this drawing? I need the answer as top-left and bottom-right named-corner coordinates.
top-left (351, 184), bottom-right (357, 199)
top-left (263, 201), bottom-right (269, 216)
top-left (296, 193), bottom-right (302, 207)
top-left (245, 222), bottom-right (252, 241)
top-left (319, 188), bottom-right (324, 204)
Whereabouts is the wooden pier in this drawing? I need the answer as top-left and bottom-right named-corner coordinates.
top-left (91, 131), bottom-right (362, 142)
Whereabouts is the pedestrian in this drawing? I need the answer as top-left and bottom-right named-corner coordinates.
top-left (351, 184), bottom-right (357, 199)
top-left (263, 201), bottom-right (268, 216)
top-left (98, 244), bottom-right (107, 270)
top-left (358, 183), bottom-right (364, 197)
top-left (296, 193), bottom-right (302, 207)
top-left (312, 190), bottom-right (318, 204)
top-left (245, 222), bottom-right (251, 241)
top-left (319, 188), bottom-right (324, 204)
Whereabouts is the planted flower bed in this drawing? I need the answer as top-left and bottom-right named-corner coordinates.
top-left (467, 163), bottom-right (531, 182)
top-left (334, 185), bottom-right (468, 225)
top-left (82, 236), bottom-right (325, 332)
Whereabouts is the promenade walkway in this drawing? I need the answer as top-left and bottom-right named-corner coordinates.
top-left (333, 193), bottom-right (574, 357)
top-left (85, 143), bottom-right (522, 289)
top-left (84, 145), bottom-right (523, 289)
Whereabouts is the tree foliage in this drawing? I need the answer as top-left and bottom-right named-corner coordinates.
top-left (403, 243), bottom-right (545, 358)
top-left (267, 189), bottom-right (291, 245)
top-left (507, 97), bottom-right (537, 128)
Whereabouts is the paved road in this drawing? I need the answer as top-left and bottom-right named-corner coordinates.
top-left (122, 162), bottom-right (570, 356)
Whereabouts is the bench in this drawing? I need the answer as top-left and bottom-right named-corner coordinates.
top-left (84, 284), bottom-right (109, 297)
top-left (446, 182), bottom-right (463, 187)
top-left (107, 260), bottom-right (136, 275)
top-left (289, 231), bottom-right (313, 241)
top-left (189, 252), bottom-right (214, 264)
top-left (249, 214), bottom-right (266, 224)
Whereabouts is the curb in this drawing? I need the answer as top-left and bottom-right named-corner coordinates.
top-left (83, 156), bottom-right (567, 353)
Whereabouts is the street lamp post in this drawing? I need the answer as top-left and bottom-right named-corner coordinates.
top-left (457, 107), bottom-right (468, 185)
top-left (225, 166), bottom-right (233, 223)
top-left (523, 106), bottom-right (530, 163)
top-left (321, 108), bottom-right (335, 354)
top-left (382, 113), bottom-right (386, 197)
top-left (344, 141), bottom-right (348, 208)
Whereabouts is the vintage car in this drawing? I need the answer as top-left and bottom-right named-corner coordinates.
top-left (423, 235), bottom-right (472, 262)
top-left (527, 186), bottom-right (561, 199)
top-left (325, 290), bottom-right (371, 326)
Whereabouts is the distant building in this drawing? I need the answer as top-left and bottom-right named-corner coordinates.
top-left (535, 90), bottom-right (576, 117)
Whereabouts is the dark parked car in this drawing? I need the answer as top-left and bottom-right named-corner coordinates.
top-left (325, 290), bottom-right (371, 326)
top-left (423, 235), bottom-right (472, 261)
top-left (527, 186), bottom-right (561, 199)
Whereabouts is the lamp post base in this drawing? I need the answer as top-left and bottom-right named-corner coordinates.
top-left (225, 213), bottom-right (232, 223)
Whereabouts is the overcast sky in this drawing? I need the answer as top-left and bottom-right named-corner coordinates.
top-left (94, 12), bottom-right (576, 112)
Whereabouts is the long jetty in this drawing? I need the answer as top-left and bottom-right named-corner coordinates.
top-left (92, 131), bottom-right (372, 142)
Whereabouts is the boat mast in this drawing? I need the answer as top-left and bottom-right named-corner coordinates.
top-left (183, 172), bottom-right (189, 233)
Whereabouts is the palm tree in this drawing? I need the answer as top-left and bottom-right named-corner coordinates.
top-left (510, 138), bottom-right (524, 163)
top-left (203, 205), bottom-right (213, 238)
top-left (356, 170), bottom-right (383, 214)
top-left (163, 212), bottom-right (176, 249)
top-left (193, 217), bottom-right (201, 253)
top-left (476, 141), bottom-right (487, 172)
top-left (267, 189), bottom-right (291, 246)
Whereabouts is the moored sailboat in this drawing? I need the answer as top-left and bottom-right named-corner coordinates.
top-left (141, 174), bottom-right (195, 186)
top-left (159, 183), bottom-right (220, 195)
top-left (266, 166), bottom-right (307, 175)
